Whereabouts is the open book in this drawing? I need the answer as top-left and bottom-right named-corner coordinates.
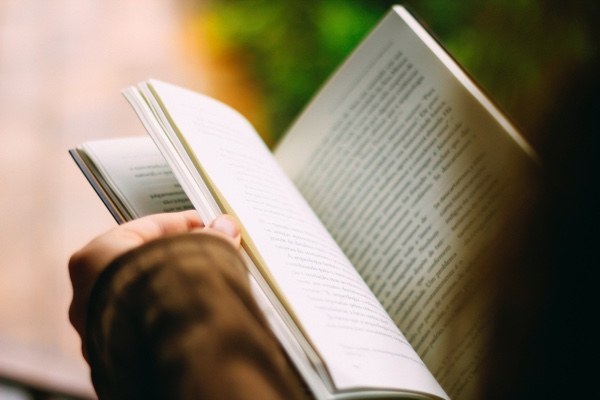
top-left (70, 6), bottom-right (537, 400)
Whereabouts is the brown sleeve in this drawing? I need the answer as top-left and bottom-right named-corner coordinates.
top-left (85, 233), bottom-right (307, 400)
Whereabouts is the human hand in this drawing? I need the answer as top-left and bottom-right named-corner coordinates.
top-left (68, 210), bottom-right (241, 352)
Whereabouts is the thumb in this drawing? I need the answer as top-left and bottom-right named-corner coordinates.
top-left (203, 214), bottom-right (242, 248)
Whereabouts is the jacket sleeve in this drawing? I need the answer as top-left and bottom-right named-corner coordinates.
top-left (85, 233), bottom-right (307, 400)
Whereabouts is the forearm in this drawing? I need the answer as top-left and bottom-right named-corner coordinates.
top-left (85, 233), bottom-right (304, 400)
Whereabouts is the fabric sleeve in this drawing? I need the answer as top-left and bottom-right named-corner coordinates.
top-left (85, 233), bottom-right (307, 400)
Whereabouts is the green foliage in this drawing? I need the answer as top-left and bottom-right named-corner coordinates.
top-left (208, 0), bottom-right (387, 137)
top-left (207, 0), bottom-right (598, 141)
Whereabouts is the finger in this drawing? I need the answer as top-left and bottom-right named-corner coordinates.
top-left (69, 211), bottom-right (204, 337)
top-left (71, 210), bottom-right (204, 278)
top-left (117, 209), bottom-right (205, 243)
top-left (202, 214), bottom-right (242, 249)
top-left (70, 210), bottom-right (205, 284)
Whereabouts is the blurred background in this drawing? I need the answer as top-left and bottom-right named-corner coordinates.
top-left (0, 0), bottom-right (597, 398)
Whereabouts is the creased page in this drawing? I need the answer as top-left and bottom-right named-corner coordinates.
top-left (275, 6), bottom-right (534, 399)
top-left (147, 79), bottom-right (448, 399)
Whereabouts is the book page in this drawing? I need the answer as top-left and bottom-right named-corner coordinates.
top-left (275, 7), bottom-right (535, 399)
top-left (145, 80), bottom-right (448, 399)
top-left (79, 137), bottom-right (193, 220)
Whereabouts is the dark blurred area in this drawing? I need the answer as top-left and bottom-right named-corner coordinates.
top-left (481, 51), bottom-right (600, 399)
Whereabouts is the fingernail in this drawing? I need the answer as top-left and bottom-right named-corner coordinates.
top-left (210, 215), bottom-right (240, 239)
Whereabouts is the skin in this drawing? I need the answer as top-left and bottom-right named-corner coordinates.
top-left (68, 210), bottom-right (241, 358)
